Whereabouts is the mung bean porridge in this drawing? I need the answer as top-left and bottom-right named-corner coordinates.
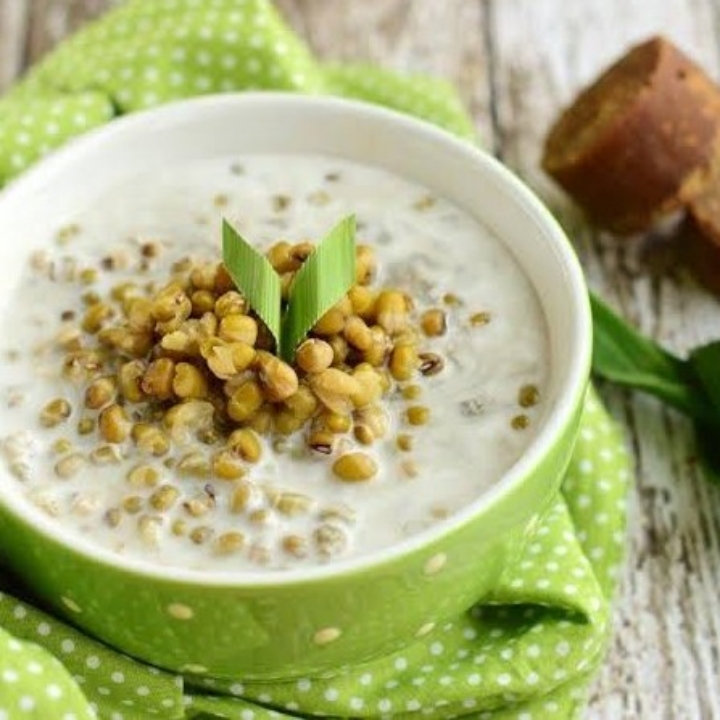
top-left (0, 154), bottom-right (549, 572)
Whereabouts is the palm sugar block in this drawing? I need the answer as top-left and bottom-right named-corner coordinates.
top-left (543, 36), bottom-right (720, 235)
top-left (682, 164), bottom-right (720, 294)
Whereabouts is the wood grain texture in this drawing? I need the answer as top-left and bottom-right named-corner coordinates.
top-left (487, 2), bottom-right (720, 718)
top-left (0, 0), bottom-right (29, 92)
top-left (24, 0), bottom-right (116, 65)
top-left (275, 0), bottom-right (496, 146)
top-left (277, 6), bottom-right (720, 716)
top-left (2, 1), bottom-right (720, 718)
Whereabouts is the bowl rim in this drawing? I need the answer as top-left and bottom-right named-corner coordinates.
top-left (0, 92), bottom-right (592, 586)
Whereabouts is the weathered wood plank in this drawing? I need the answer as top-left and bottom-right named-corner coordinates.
top-left (488, 1), bottom-right (720, 717)
top-left (275, 0), bottom-right (495, 145)
top-left (0, 0), bottom-right (29, 91)
top-left (24, 0), bottom-right (115, 66)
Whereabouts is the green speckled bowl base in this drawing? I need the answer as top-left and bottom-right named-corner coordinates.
top-left (0, 388), bottom-right (630, 720)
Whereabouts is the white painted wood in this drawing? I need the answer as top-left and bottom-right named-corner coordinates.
top-left (489, 1), bottom-right (720, 718)
top-left (0, 0), bottom-right (29, 92)
top-left (275, 0), bottom-right (496, 146)
top-left (23, 0), bottom-right (117, 65)
top-left (2, 1), bottom-right (720, 717)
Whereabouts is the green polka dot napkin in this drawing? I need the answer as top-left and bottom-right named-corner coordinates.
top-left (0, 2), bottom-right (631, 718)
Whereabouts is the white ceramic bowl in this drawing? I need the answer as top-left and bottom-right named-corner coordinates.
top-left (0, 94), bottom-right (591, 677)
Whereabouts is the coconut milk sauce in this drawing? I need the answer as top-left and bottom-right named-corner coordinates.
top-left (0, 154), bottom-right (549, 571)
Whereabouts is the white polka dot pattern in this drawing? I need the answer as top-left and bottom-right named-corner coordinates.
top-left (0, 386), bottom-right (628, 719)
top-left (0, 0), bottom-right (475, 187)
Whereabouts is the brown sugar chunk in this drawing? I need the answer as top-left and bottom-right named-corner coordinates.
top-left (681, 166), bottom-right (720, 293)
top-left (543, 36), bottom-right (720, 235)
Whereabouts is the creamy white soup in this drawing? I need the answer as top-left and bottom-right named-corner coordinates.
top-left (0, 154), bottom-right (549, 572)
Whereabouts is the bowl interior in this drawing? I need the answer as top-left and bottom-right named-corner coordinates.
top-left (0, 93), bottom-right (591, 584)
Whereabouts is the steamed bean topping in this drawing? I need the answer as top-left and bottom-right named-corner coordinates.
top-left (40, 398), bottom-right (72, 428)
top-left (16, 227), bottom-right (455, 564)
top-left (420, 308), bottom-right (447, 337)
top-left (332, 452), bottom-right (378, 482)
top-left (470, 311), bottom-right (491, 327)
top-left (518, 384), bottom-right (540, 408)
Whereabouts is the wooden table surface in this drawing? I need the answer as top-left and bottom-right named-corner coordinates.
top-left (1, 1), bottom-right (720, 718)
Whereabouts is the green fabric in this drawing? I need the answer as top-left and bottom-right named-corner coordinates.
top-left (0, 0), bottom-right (474, 184)
top-left (0, 2), bottom-right (631, 718)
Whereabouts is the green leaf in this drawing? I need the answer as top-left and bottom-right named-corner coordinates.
top-left (590, 294), bottom-right (720, 488)
top-left (281, 215), bottom-right (357, 362)
top-left (222, 219), bottom-right (281, 353)
top-left (590, 292), bottom-right (711, 422)
top-left (688, 341), bottom-right (720, 413)
top-left (686, 342), bottom-right (720, 485)
top-left (694, 422), bottom-right (720, 485)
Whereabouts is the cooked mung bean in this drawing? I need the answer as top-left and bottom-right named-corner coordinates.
top-left (313, 524), bottom-right (348, 557)
top-left (470, 311), bottom-right (491, 327)
top-left (518, 384), bottom-right (540, 408)
top-left (229, 482), bottom-right (253, 513)
top-left (418, 352), bottom-right (444, 377)
top-left (375, 290), bottom-right (408, 335)
top-left (295, 338), bottom-right (333, 374)
top-left (40, 398), bottom-right (72, 428)
top-left (214, 531), bottom-right (245, 555)
top-left (173, 363), bottom-right (208, 399)
top-left (420, 308), bottom-right (447, 337)
top-left (132, 424), bottom-right (170, 456)
top-left (256, 353), bottom-right (298, 402)
top-left (332, 452), bottom-right (377, 482)
top-left (1, 153), bottom-right (548, 573)
top-left (396, 433), bottom-right (413, 452)
top-left (226, 428), bottom-right (262, 463)
top-left (150, 484), bottom-right (180, 511)
top-left (275, 492), bottom-right (314, 517)
top-left (98, 404), bottom-right (131, 443)
top-left (84, 377), bottom-right (116, 409)
top-left (389, 343), bottom-right (418, 381)
top-left (281, 534), bottom-right (308, 558)
top-left (212, 450), bottom-right (246, 480)
top-left (405, 405), bottom-right (430, 426)
top-left (189, 525), bottom-right (214, 545)
top-left (127, 464), bottom-right (161, 489)
top-left (89, 444), bottom-right (122, 465)
top-left (54, 453), bottom-right (85, 479)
